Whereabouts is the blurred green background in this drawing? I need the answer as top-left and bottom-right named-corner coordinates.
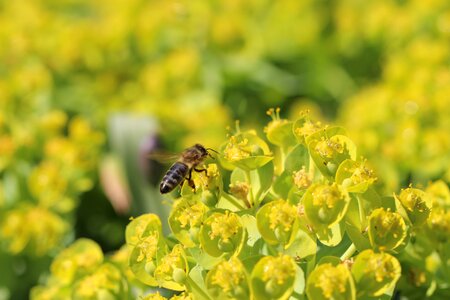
top-left (0, 0), bottom-right (449, 299)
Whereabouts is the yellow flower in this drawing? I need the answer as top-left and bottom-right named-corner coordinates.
top-left (293, 166), bottom-right (312, 189)
top-left (229, 181), bottom-right (250, 201)
top-left (141, 292), bottom-right (168, 300)
top-left (349, 161), bottom-right (377, 185)
top-left (223, 135), bottom-right (251, 161)
top-left (136, 233), bottom-right (160, 263)
top-left (261, 254), bottom-right (296, 285)
top-left (268, 200), bottom-right (298, 232)
top-left (209, 211), bottom-right (241, 242)
top-left (0, 205), bottom-right (68, 256)
top-left (210, 257), bottom-right (246, 293)
top-left (315, 137), bottom-right (344, 159)
top-left (353, 250), bottom-right (401, 297)
top-left (312, 183), bottom-right (344, 209)
top-left (368, 208), bottom-right (407, 251)
top-left (176, 202), bottom-right (206, 229)
top-left (154, 245), bottom-right (186, 284)
top-left (74, 264), bottom-right (122, 299)
top-left (294, 119), bottom-right (323, 140)
top-left (313, 264), bottom-right (352, 299)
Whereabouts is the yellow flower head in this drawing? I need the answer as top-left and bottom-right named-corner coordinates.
top-left (313, 264), bottom-right (351, 299)
top-left (0, 205), bottom-right (68, 256)
top-left (350, 161), bottom-right (377, 185)
top-left (261, 254), bottom-right (296, 285)
top-left (209, 211), bottom-right (241, 242)
top-left (293, 166), bottom-right (312, 189)
top-left (141, 292), bottom-right (168, 300)
top-left (136, 232), bottom-right (159, 263)
top-left (154, 245), bottom-right (186, 283)
top-left (229, 181), bottom-right (250, 201)
top-left (177, 202), bottom-right (206, 229)
top-left (264, 107), bottom-right (290, 133)
top-left (398, 187), bottom-right (430, 213)
top-left (427, 208), bottom-right (450, 242)
top-left (223, 135), bottom-right (252, 161)
top-left (353, 250), bottom-right (401, 296)
top-left (311, 183), bottom-right (345, 209)
top-left (268, 200), bottom-right (298, 232)
top-left (294, 119), bottom-right (323, 140)
top-left (368, 208), bottom-right (407, 251)
top-left (315, 137), bottom-right (344, 159)
top-left (210, 257), bottom-right (246, 292)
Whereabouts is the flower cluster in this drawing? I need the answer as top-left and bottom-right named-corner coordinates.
top-left (33, 112), bottom-right (450, 299)
top-left (0, 112), bottom-right (103, 256)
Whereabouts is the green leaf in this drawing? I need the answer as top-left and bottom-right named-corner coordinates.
top-left (315, 222), bottom-right (345, 247)
top-left (241, 214), bottom-right (261, 247)
top-left (283, 223), bottom-right (317, 260)
top-left (284, 144), bottom-right (309, 173)
top-left (266, 120), bottom-right (296, 149)
top-left (187, 247), bottom-right (224, 270)
top-left (186, 266), bottom-right (213, 300)
top-left (273, 171), bottom-right (293, 199)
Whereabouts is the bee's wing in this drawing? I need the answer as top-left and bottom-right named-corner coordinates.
top-left (147, 151), bottom-right (180, 164)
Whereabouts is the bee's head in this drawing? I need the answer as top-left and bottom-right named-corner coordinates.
top-left (194, 144), bottom-right (208, 157)
top-left (193, 144), bottom-right (218, 159)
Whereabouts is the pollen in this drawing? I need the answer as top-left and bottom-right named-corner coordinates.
top-left (350, 161), bottom-right (377, 185)
top-left (209, 211), bottom-right (241, 242)
top-left (314, 264), bottom-right (349, 298)
top-left (369, 208), bottom-right (407, 250)
top-left (177, 202), bottom-right (206, 229)
top-left (397, 187), bottom-right (428, 213)
top-left (265, 107), bottom-right (289, 133)
top-left (293, 166), bottom-right (312, 189)
top-left (311, 183), bottom-right (344, 209)
top-left (229, 181), bottom-right (250, 201)
top-left (294, 120), bottom-right (322, 139)
top-left (223, 136), bottom-right (251, 161)
top-left (210, 257), bottom-right (245, 292)
top-left (268, 201), bottom-right (297, 232)
top-left (261, 255), bottom-right (296, 285)
top-left (315, 137), bottom-right (344, 159)
top-left (154, 245), bottom-right (185, 282)
top-left (136, 233), bottom-right (159, 263)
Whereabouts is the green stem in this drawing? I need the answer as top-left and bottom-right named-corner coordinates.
top-left (279, 147), bottom-right (286, 174)
top-left (308, 155), bottom-right (316, 180)
top-left (186, 277), bottom-right (213, 300)
top-left (222, 192), bottom-right (247, 210)
top-left (244, 170), bottom-right (255, 207)
top-left (340, 243), bottom-right (356, 261)
top-left (357, 195), bottom-right (366, 228)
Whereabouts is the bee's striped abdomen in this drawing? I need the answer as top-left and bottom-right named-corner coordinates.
top-left (160, 162), bottom-right (189, 194)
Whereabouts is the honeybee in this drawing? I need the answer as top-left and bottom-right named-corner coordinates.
top-left (159, 144), bottom-right (217, 194)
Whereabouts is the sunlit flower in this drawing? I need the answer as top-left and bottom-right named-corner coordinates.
top-left (209, 211), bottom-right (241, 242)
top-left (261, 255), bottom-right (296, 285)
top-left (368, 208), bottom-right (407, 251)
top-left (268, 200), bottom-right (297, 232)
top-left (209, 257), bottom-right (247, 293)
top-left (293, 166), bottom-right (312, 189)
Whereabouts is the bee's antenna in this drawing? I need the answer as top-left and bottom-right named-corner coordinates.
top-left (206, 148), bottom-right (219, 154)
top-left (206, 148), bottom-right (219, 159)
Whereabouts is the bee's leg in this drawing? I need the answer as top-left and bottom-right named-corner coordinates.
top-left (194, 168), bottom-right (208, 177)
top-left (186, 169), bottom-right (196, 192)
